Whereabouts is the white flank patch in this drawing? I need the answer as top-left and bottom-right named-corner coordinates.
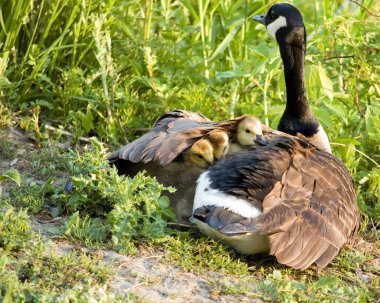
top-left (311, 125), bottom-right (332, 154)
top-left (267, 16), bottom-right (287, 40)
top-left (193, 172), bottom-right (262, 218)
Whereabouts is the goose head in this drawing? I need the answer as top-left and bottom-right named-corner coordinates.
top-left (236, 115), bottom-right (268, 147)
top-left (182, 138), bottom-right (214, 168)
top-left (253, 4), bottom-right (332, 154)
top-left (207, 129), bottom-right (230, 159)
top-left (253, 3), bottom-right (305, 42)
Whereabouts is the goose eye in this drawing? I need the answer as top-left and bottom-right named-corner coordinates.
top-left (245, 129), bottom-right (251, 133)
top-left (270, 11), bottom-right (278, 19)
top-left (197, 154), bottom-right (204, 159)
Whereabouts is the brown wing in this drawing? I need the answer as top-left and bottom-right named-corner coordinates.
top-left (153, 109), bottom-right (211, 127)
top-left (108, 110), bottom-right (218, 165)
top-left (255, 142), bottom-right (360, 271)
top-left (214, 115), bottom-right (246, 134)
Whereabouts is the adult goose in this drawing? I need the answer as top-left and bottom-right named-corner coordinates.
top-left (254, 3), bottom-right (331, 154)
top-left (191, 3), bottom-right (360, 271)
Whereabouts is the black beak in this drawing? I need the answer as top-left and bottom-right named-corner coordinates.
top-left (253, 14), bottom-right (266, 25)
top-left (254, 135), bottom-right (268, 146)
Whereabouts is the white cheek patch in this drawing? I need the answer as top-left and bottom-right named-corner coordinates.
top-left (267, 16), bottom-right (287, 39)
top-left (193, 172), bottom-right (262, 218)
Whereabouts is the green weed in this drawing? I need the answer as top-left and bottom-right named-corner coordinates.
top-left (0, 202), bottom-right (131, 302)
top-left (0, 169), bottom-right (21, 197)
top-left (256, 270), bottom-right (373, 303)
top-left (28, 144), bottom-right (68, 177)
top-left (0, 242), bottom-right (129, 302)
top-left (0, 203), bottom-right (32, 251)
top-left (64, 211), bottom-right (109, 248)
top-left (162, 235), bottom-right (249, 275)
top-left (0, 104), bottom-right (12, 127)
top-left (10, 181), bottom-right (50, 214)
top-left (51, 139), bottom-right (176, 253)
top-left (0, 140), bottom-right (16, 159)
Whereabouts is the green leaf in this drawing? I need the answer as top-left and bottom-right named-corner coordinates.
top-left (35, 99), bottom-right (54, 109)
top-left (0, 169), bottom-right (21, 186)
top-left (317, 64), bottom-right (334, 101)
top-left (158, 196), bottom-right (170, 208)
top-left (81, 105), bottom-right (94, 133)
top-left (216, 69), bottom-right (246, 78)
top-left (325, 101), bottom-right (349, 125)
top-left (365, 105), bottom-right (380, 140)
top-left (313, 107), bottom-right (333, 128)
top-left (272, 270), bottom-right (282, 279)
top-left (315, 275), bottom-right (338, 288)
top-left (209, 23), bottom-right (242, 63)
top-left (47, 226), bottom-right (64, 235)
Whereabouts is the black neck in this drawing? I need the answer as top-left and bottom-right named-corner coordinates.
top-left (276, 27), bottom-right (319, 136)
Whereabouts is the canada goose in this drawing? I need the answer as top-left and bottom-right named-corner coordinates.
top-left (191, 3), bottom-right (360, 271)
top-left (223, 115), bottom-right (268, 153)
top-left (207, 129), bottom-right (230, 159)
top-left (181, 138), bottom-right (214, 168)
top-left (253, 3), bottom-right (331, 154)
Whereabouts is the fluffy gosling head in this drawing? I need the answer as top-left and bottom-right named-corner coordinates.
top-left (182, 138), bottom-right (214, 168)
top-left (237, 116), bottom-right (268, 147)
top-left (207, 129), bottom-right (230, 159)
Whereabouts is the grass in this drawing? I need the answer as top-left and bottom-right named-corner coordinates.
top-left (162, 236), bottom-right (250, 275)
top-left (0, 206), bottom-right (128, 302)
top-left (0, 0), bottom-right (379, 301)
top-left (0, 140), bottom-right (16, 159)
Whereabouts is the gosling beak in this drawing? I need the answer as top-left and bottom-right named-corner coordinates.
top-left (253, 14), bottom-right (266, 25)
top-left (254, 135), bottom-right (268, 146)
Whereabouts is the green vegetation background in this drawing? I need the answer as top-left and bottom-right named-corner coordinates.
top-left (1, 0), bottom-right (379, 223)
top-left (0, 0), bottom-right (379, 301)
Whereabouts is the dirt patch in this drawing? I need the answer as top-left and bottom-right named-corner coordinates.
top-left (30, 221), bottom-right (263, 302)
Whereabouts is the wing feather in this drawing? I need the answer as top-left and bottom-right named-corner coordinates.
top-left (254, 138), bottom-right (359, 270)
top-left (107, 110), bottom-right (221, 165)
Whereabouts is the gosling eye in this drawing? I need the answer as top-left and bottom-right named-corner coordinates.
top-left (245, 129), bottom-right (251, 133)
top-left (197, 154), bottom-right (204, 159)
top-left (270, 10), bottom-right (279, 19)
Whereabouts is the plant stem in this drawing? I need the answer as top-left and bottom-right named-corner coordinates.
top-left (198, 0), bottom-right (210, 79)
